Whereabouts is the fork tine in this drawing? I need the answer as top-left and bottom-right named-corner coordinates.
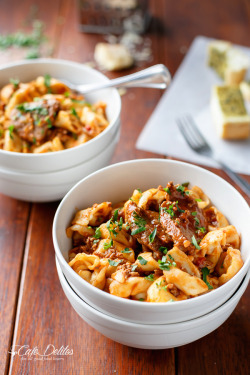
top-left (181, 116), bottom-right (204, 148)
top-left (185, 115), bottom-right (210, 148)
top-left (176, 119), bottom-right (197, 150)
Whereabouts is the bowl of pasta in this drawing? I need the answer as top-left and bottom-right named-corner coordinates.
top-left (0, 58), bottom-right (121, 173)
top-left (53, 159), bottom-right (250, 324)
top-left (56, 256), bottom-right (250, 349)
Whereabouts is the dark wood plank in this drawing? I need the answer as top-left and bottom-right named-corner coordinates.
top-left (0, 195), bottom-right (30, 375)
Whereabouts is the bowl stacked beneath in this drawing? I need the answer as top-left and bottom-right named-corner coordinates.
top-left (56, 256), bottom-right (250, 349)
top-left (0, 59), bottom-right (121, 201)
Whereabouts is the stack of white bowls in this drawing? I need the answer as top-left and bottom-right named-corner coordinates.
top-left (53, 159), bottom-right (250, 349)
top-left (0, 59), bottom-right (121, 202)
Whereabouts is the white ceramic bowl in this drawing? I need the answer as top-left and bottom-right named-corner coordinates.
top-left (56, 257), bottom-right (250, 349)
top-left (0, 59), bottom-right (121, 173)
top-left (0, 128), bottom-right (120, 202)
top-left (53, 159), bottom-right (250, 324)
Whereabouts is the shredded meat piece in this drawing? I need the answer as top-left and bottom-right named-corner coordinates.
top-left (125, 201), bottom-right (172, 256)
top-left (116, 262), bottom-right (140, 279)
top-left (194, 257), bottom-right (213, 269)
top-left (160, 182), bottom-right (208, 252)
top-left (167, 283), bottom-right (180, 297)
top-left (94, 246), bottom-right (125, 261)
top-left (204, 207), bottom-right (218, 227)
top-left (10, 98), bottom-right (60, 144)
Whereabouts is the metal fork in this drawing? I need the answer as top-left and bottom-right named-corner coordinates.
top-left (177, 115), bottom-right (250, 197)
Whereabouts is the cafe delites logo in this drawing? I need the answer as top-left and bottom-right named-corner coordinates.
top-left (9, 344), bottom-right (73, 361)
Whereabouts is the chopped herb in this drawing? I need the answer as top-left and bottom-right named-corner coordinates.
top-left (87, 226), bottom-right (92, 229)
top-left (129, 197), bottom-right (134, 202)
top-left (9, 78), bottom-right (19, 89)
top-left (131, 227), bottom-right (146, 235)
top-left (191, 235), bottom-right (201, 250)
top-left (72, 133), bottom-right (78, 140)
top-left (136, 188), bottom-right (142, 194)
top-left (144, 274), bottom-right (154, 281)
top-left (104, 240), bottom-right (113, 250)
top-left (191, 211), bottom-right (197, 216)
top-left (108, 259), bottom-right (121, 267)
top-left (46, 117), bottom-right (53, 128)
top-left (131, 264), bottom-right (138, 272)
top-left (71, 98), bottom-right (91, 106)
top-left (163, 187), bottom-right (171, 194)
top-left (182, 182), bottom-right (189, 187)
top-left (139, 298), bottom-right (144, 301)
top-left (71, 108), bottom-right (79, 119)
top-left (164, 204), bottom-right (175, 218)
top-left (125, 223), bottom-right (130, 230)
top-left (8, 125), bottom-right (15, 139)
top-left (176, 184), bottom-right (185, 195)
top-left (159, 246), bottom-right (168, 254)
top-left (197, 226), bottom-right (206, 233)
top-left (133, 211), bottom-right (146, 227)
top-left (64, 91), bottom-right (70, 97)
top-left (121, 248), bottom-right (132, 254)
top-left (168, 299), bottom-right (175, 303)
top-left (44, 74), bottom-right (51, 92)
top-left (94, 227), bottom-right (102, 239)
top-left (176, 219), bottom-right (180, 225)
top-left (195, 198), bottom-right (202, 202)
top-left (0, 129), bottom-right (3, 137)
top-left (185, 191), bottom-right (190, 195)
top-left (138, 256), bottom-right (148, 265)
top-left (202, 267), bottom-right (213, 289)
top-left (149, 228), bottom-right (157, 243)
top-left (113, 209), bottom-right (119, 222)
top-left (93, 239), bottom-right (99, 244)
top-left (158, 255), bottom-right (176, 270)
top-left (194, 217), bottom-right (200, 227)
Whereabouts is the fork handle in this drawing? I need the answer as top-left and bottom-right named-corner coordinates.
top-left (218, 161), bottom-right (250, 197)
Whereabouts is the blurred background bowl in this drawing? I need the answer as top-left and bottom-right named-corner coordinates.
top-left (56, 256), bottom-right (250, 349)
top-left (53, 159), bottom-right (250, 324)
top-left (0, 58), bottom-right (121, 201)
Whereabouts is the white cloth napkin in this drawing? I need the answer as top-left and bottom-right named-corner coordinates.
top-left (136, 35), bottom-right (250, 174)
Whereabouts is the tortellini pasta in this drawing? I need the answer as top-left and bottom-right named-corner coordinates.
top-left (67, 181), bottom-right (244, 303)
top-left (0, 75), bottom-right (109, 153)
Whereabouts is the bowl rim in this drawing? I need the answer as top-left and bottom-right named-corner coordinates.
top-left (52, 158), bottom-right (250, 309)
top-left (0, 58), bottom-right (121, 159)
top-left (56, 255), bottom-right (250, 329)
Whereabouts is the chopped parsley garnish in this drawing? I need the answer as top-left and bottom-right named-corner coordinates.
top-left (131, 211), bottom-right (146, 235)
top-left (108, 259), bottom-right (121, 267)
top-left (113, 209), bottom-right (119, 222)
top-left (131, 264), bottom-right (138, 272)
top-left (121, 248), bottom-right (132, 254)
top-left (8, 125), bottom-right (15, 139)
top-left (182, 182), bottom-right (189, 187)
top-left (46, 117), bottom-right (53, 128)
top-left (158, 255), bottom-right (176, 270)
top-left (32, 137), bottom-right (37, 144)
top-left (144, 274), bottom-right (154, 281)
top-left (136, 188), bottom-right (142, 194)
top-left (201, 267), bottom-right (213, 289)
top-left (71, 98), bottom-right (91, 106)
top-left (191, 235), bottom-right (201, 250)
top-left (194, 217), bottom-right (200, 227)
top-left (197, 226), bottom-right (206, 233)
top-left (139, 298), bottom-right (144, 301)
top-left (164, 204), bottom-right (175, 218)
top-left (191, 211), bottom-right (197, 216)
top-left (163, 187), bottom-right (171, 194)
top-left (159, 246), bottom-right (168, 254)
top-left (44, 74), bottom-right (51, 92)
top-left (94, 227), bottom-right (102, 239)
top-left (104, 240), bottom-right (113, 250)
top-left (9, 78), bottom-right (19, 89)
top-left (71, 108), bottom-right (80, 119)
top-left (72, 133), bottom-right (78, 140)
top-left (138, 256), bottom-right (148, 265)
top-left (195, 198), bottom-right (202, 202)
top-left (176, 184), bottom-right (185, 195)
top-left (149, 228), bottom-right (157, 243)
top-left (64, 91), bottom-right (70, 97)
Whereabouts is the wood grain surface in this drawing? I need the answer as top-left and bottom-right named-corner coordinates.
top-left (0, 0), bottom-right (249, 374)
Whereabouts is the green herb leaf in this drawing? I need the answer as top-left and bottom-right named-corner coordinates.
top-left (144, 274), bottom-right (154, 281)
top-left (191, 211), bottom-right (197, 216)
top-left (133, 211), bottom-right (146, 227)
top-left (197, 226), bottom-right (206, 233)
top-left (9, 78), bottom-right (19, 89)
top-left (159, 246), bottom-right (168, 254)
top-left (176, 201), bottom-right (185, 213)
top-left (191, 235), bottom-right (201, 250)
top-left (71, 107), bottom-right (79, 119)
top-left (163, 187), bottom-right (171, 194)
top-left (201, 267), bottom-right (213, 289)
top-left (44, 74), bottom-right (51, 91)
top-left (108, 259), bottom-right (121, 267)
top-left (131, 227), bottom-right (146, 235)
top-left (195, 198), bottom-right (202, 202)
top-left (149, 228), bottom-right (157, 243)
top-left (164, 204), bottom-right (175, 218)
top-left (121, 248), bottom-right (132, 254)
top-left (136, 188), bottom-right (142, 193)
top-left (8, 125), bottom-right (15, 139)
top-left (94, 227), bottom-right (102, 239)
top-left (176, 185), bottom-right (185, 195)
top-left (46, 117), bottom-right (53, 128)
top-left (182, 182), bottom-right (189, 187)
top-left (113, 209), bottom-right (119, 222)
top-left (131, 264), bottom-right (138, 272)
top-left (138, 256), bottom-right (148, 265)
top-left (104, 240), bottom-right (113, 250)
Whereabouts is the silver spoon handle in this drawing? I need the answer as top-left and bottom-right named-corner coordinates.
top-left (76, 64), bottom-right (171, 94)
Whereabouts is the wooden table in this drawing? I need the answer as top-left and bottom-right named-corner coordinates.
top-left (0, 1), bottom-right (249, 374)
